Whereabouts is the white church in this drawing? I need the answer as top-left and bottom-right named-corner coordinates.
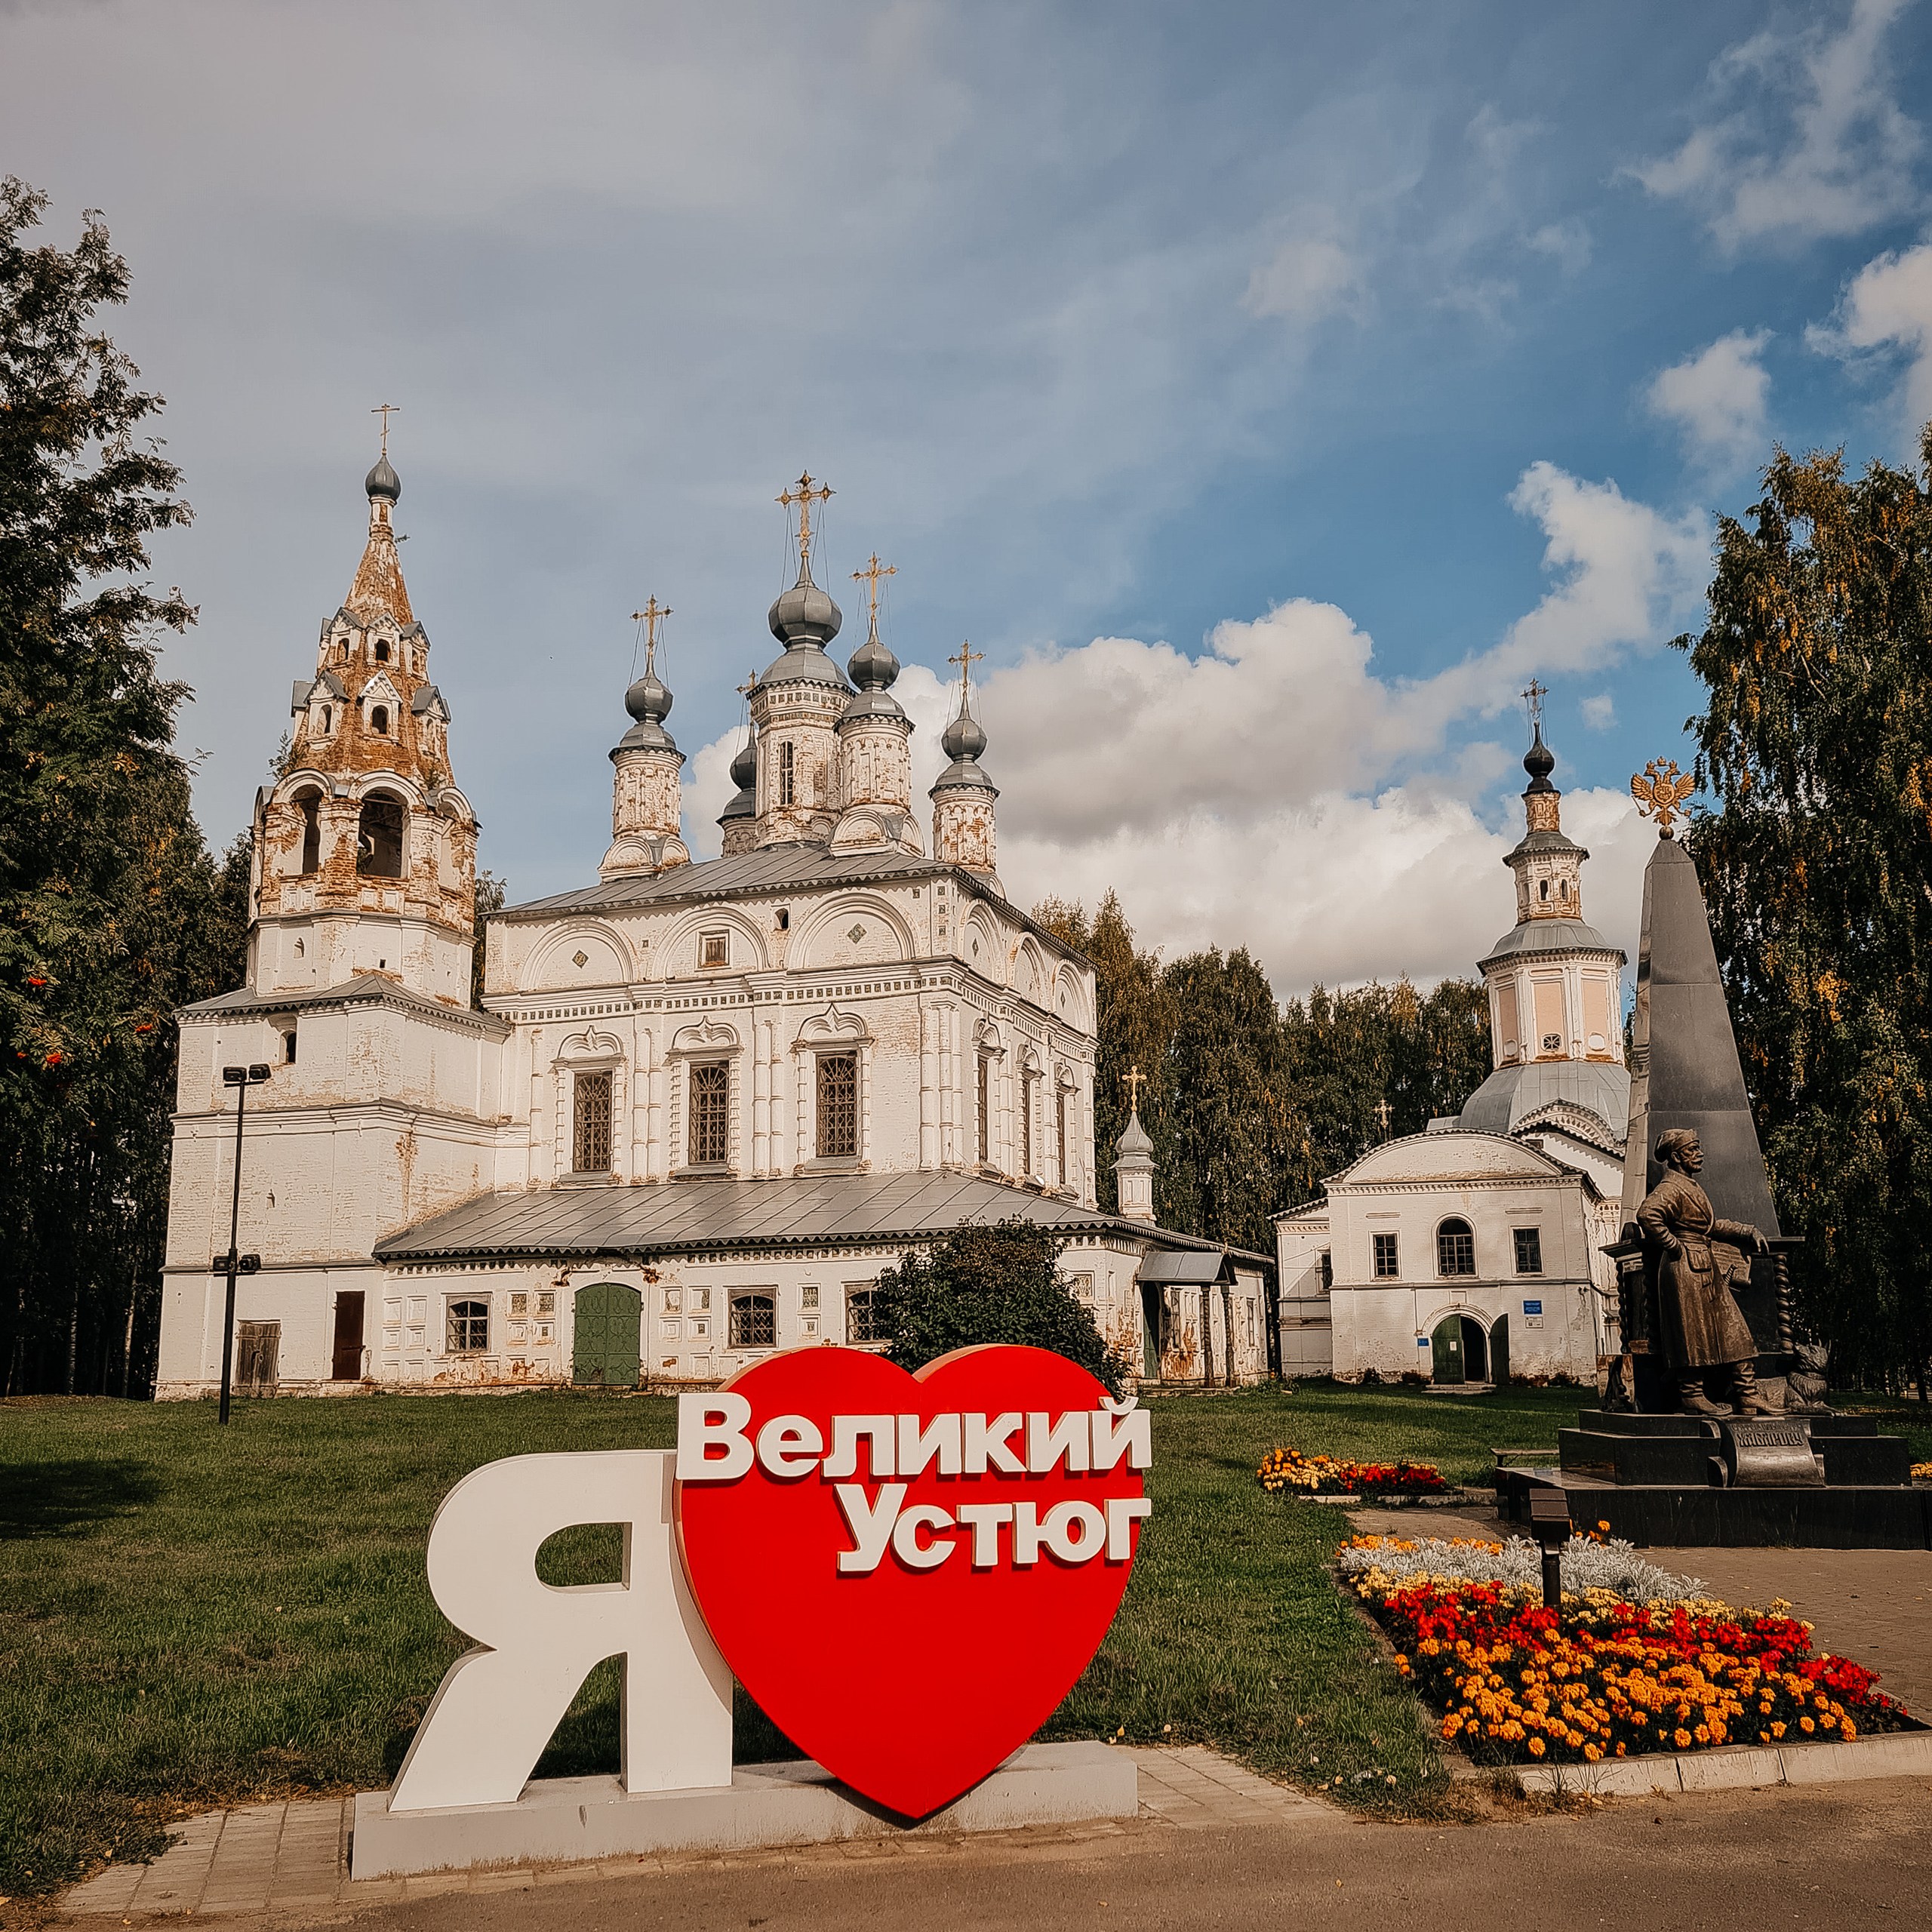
top-left (1274, 722), bottom-right (1626, 1386)
top-left (155, 458), bottom-right (1269, 1399)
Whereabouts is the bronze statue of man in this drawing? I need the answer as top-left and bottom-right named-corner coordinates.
top-left (1636, 1128), bottom-right (1777, 1417)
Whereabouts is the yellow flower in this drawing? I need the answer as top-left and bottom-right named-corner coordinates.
top-left (1799, 1716), bottom-right (1814, 1734)
top-left (1527, 1737), bottom-right (1546, 1757)
top-left (1673, 1728), bottom-right (1692, 1749)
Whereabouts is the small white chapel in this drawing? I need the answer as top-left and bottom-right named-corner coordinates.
top-left (155, 456), bottom-right (1269, 1398)
top-left (1273, 712), bottom-right (1626, 1386)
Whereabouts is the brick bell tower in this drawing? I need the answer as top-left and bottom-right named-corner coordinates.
top-left (248, 436), bottom-right (479, 1006)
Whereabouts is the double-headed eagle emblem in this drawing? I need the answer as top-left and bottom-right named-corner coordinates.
top-left (1631, 758), bottom-right (1697, 835)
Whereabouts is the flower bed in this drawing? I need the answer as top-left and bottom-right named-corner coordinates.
top-left (1258, 1446), bottom-right (1447, 1497)
top-left (1342, 1535), bottom-right (1912, 1765)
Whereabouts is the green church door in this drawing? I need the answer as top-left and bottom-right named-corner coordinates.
top-left (572, 1281), bottom-right (641, 1388)
top-left (1489, 1314), bottom-right (1509, 1388)
top-left (1429, 1315), bottom-right (1465, 1386)
top-left (1141, 1285), bottom-right (1162, 1381)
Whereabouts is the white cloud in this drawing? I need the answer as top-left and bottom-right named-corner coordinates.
top-left (684, 462), bottom-right (1694, 991)
top-left (1243, 235), bottom-right (1366, 325)
top-left (1527, 218), bottom-right (1592, 275)
top-left (1646, 329), bottom-right (1774, 466)
top-left (1630, 0), bottom-right (1923, 249)
top-left (1809, 241), bottom-right (1932, 438)
top-left (1580, 693), bottom-right (1616, 731)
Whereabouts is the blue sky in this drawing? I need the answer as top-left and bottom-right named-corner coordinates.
top-left (5, 0), bottom-right (1931, 989)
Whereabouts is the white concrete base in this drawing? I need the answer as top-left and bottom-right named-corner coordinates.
top-left (349, 1742), bottom-right (1137, 1880)
top-left (1512, 1725), bottom-right (1932, 1798)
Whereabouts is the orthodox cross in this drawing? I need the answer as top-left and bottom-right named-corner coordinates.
top-left (631, 597), bottom-right (672, 675)
top-left (949, 638), bottom-right (985, 707)
top-left (1376, 1097), bottom-right (1392, 1137)
top-left (737, 669), bottom-right (760, 703)
top-left (777, 472), bottom-right (834, 573)
top-left (1521, 678), bottom-right (1547, 737)
top-left (852, 552), bottom-right (896, 636)
top-left (371, 402), bottom-right (401, 457)
top-left (1124, 1064), bottom-right (1145, 1114)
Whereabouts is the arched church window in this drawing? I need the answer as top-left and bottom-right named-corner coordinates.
top-left (295, 790), bottom-right (321, 875)
top-left (572, 1070), bottom-right (613, 1174)
top-left (778, 740), bottom-right (796, 808)
top-left (356, 793), bottom-right (405, 878)
top-left (371, 704), bottom-right (389, 736)
top-left (1436, 1217), bottom-right (1476, 1278)
top-left (374, 639), bottom-right (391, 663)
top-left (321, 706), bottom-right (332, 734)
top-left (816, 1051), bottom-right (858, 1160)
top-left (338, 641), bottom-right (349, 661)
top-left (1540, 878), bottom-right (1549, 902)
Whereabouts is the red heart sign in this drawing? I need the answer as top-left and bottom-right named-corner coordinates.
top-left (675, 1344), bottom-right (1149, 1819)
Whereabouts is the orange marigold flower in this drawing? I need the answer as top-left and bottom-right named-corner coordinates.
top-left (1527, 1737), bottom-right (1546, 1757)
top-left (1673, 1728), bottom-right (1692, 1749)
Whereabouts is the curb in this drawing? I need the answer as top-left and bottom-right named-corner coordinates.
top-left (1510, 1727), bottom-right (1932, 1797)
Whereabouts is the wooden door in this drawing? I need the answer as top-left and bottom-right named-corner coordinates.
top-left (331, 1292), bottom-right (365, 1380)
top-left (572, 1282), bottom-right (642, 1388)
top-left (1429, 1315), bottom-right (1464, 1385)
top-left (1489, 1314), bottom-right (1510, 1387)
top-left (236, 1321), bottom-right (279, 1395)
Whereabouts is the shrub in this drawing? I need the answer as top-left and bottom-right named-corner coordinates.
top-left (874, 1217), bottom-right (1129, 1395)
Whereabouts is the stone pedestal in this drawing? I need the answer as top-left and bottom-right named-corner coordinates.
top-left (349, 1742), bottom-right (1137, 1881)
top-left (1501, 1408), bottom-right (1925, 1549)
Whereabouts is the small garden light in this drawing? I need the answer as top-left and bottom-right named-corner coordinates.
top-left (1526, 1486), bottom-right (1572, 1611)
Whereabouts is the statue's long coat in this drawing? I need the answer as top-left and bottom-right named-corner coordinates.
top-left (1636, 1169), bottom-right (1759, 1371)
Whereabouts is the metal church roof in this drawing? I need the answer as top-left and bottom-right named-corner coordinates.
top-left (374, 1171), bottom-right (1265, 1266)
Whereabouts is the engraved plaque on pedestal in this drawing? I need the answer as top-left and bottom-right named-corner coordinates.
top-left (1718, 1417), bottom-right (1825, 1488)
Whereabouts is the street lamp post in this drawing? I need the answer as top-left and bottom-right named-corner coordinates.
top-left (217, 1063), bottom-right (271, 1424)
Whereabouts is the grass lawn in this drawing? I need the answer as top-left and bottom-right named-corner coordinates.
top-left (0, 1380), bottom-right (1658, 1897)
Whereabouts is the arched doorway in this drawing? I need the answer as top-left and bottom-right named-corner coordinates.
top-left (572, 1281), bottom-right (641, 1388)
top-left (1459, 1315), bottom-right (1488, 1383)
top-left (1429, 1314), bottom-right (1465, 1385)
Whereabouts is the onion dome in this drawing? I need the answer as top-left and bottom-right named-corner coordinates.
top-left (767, 558), bottom-right (842, 651)
top-left (616, 662), bottom-right (677, 752)
top-left (718, 734), bottom-right (757, 826)
top-left (941, 706), bottom-right (986, 764)
top-left (1116, 1106), bottom-right (1153, 1158)
top-left (841, 618), bottom-right (906, 724)
top-left (1524, 722), bottom-right (1555, 792)
top-left (365, 454), bottom-right (401, 503)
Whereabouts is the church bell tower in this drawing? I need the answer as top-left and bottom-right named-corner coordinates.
top-left (248, 435), bottom-right (479, 1007)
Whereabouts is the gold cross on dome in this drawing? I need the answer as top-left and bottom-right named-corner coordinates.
top-left (631, 597), bottom-right (672, 674)
top-left (371, 402), bottom-right (401, 456)
top-left (852, 553), bottom-right (896, 635)
top-left (737, 669), bottom-right (760, 703)
top-left (949, 638), bottom-right (985, 704)
top-left (1124, 1064), bottom-right (1144, 1112)
top-left (777, 471), bottom-right (835, 572)
top-left (1376, 1097), bottom-right (1392, 1135)
top-left (1521, 677), bottom-right (1548, 735)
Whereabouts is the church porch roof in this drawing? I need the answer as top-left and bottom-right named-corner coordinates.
top-left (374, 1170), bottom-right (1270, 1266)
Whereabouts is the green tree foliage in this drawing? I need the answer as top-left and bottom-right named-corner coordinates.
top-left (874, 1217), bottom-right (1128, 1395)
top-left (472, 868), bottom-right (506, 1011)
top-left (0, 179), bottom-right (246, 1394)
top-left (1679, 429), bottom-right (1932, 1388)
top-left (1032, 895), bottom-right (1491, 1254)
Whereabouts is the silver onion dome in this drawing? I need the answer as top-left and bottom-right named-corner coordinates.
top-left (365, 454), bottom-right (401, 503)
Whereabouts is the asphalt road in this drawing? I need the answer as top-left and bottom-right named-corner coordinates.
top-left (325, 1777), bottom-right (1932, 1932)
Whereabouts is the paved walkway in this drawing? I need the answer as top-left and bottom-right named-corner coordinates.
top-left (1349, 1501), bottom-right (1932, 1715)
top-left (59, 1748), bottom-right (1321, 1921)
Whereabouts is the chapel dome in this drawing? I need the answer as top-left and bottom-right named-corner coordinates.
top-left (728, 736), bottom-right (757, 788)
top-left (941, 707), bottom-right (987, 763)
top-left (768, 563), bottom-right (843, 650)
top-left (1524, 723), bottom-right (1555, 792)
top-left (365, 455), bottom-right (401, 503)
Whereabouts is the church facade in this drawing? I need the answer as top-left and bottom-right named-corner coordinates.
top-left (155, 461), bottom-right (1268, 1398)
top-left (1274, 724), bottom-right (1626, 1386)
